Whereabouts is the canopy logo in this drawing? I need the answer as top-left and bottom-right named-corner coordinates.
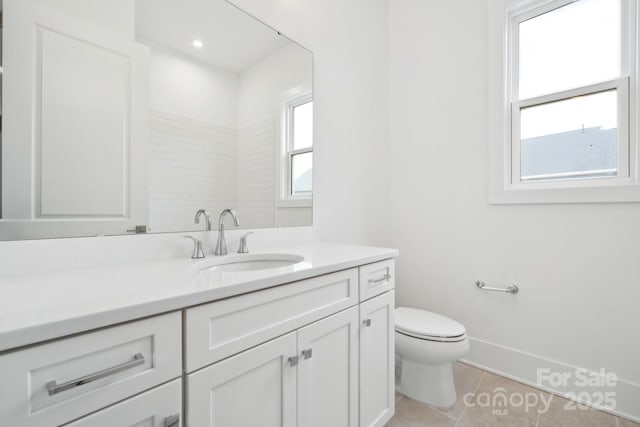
top-left (462, 387), bottom-right (552, 416)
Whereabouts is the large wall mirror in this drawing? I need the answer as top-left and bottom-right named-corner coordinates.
top-left (0, 0), bottom-right (313, 240)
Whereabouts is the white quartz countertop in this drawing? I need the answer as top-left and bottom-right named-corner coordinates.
top-left (0, 242), bottom-right (398, 352)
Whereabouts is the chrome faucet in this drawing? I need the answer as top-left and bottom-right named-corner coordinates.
top-left (237, 231), bottom-right (254, 254)
top-left (194, 209), bottom-right (212, 231)
top-left (184, 236), bottom-right (205, 259)
top-left (214, 209), bottom-right (240, 256)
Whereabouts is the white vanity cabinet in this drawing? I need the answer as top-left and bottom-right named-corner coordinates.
top-left (184, 268), bottom-right (359, 372)
top-left (185, 260), bottom-right (394, 427)
top-left (0, 312), bottom-right (182, 427)
top-left (186, 307), bottom-right (360, 427)
top-left (359, 290), bottom-right (396, 427)
top-left (297, 307), bottom-right (359, 427)
top-left (65, 379), bottom-right (182, 427)
top-left (0, 254), bottom-right (396, 427)
top-left (187, 332), bottom-right (297, 426)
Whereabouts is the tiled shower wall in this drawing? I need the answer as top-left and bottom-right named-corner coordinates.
top-left (149, 111), bottom-right (237, 232)
top-left (149, 111), bottom-right (277, 232)
top-left (237, 119), bottom-right (277, 228)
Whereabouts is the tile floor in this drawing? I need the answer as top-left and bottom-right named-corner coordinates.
top-left (387, 362), bottom-right (640, 427)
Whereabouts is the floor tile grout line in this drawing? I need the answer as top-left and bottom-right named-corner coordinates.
top-left (454, 371), bottom-right (486, 427)
top-left (396, 391), bottom-right (459, 422)
top-left (426, 404), bottom-right (459, 422)
top-left (536, 393), bottom-right (556, 427)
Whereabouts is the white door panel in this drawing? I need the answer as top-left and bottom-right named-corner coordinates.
top-left (1, 0), bottom-right (149, 238)
top-left (39, 28), bottom-right (129, 216)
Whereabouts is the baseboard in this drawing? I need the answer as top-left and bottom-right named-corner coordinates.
top-left (460, 337), bottom-right (640, 423)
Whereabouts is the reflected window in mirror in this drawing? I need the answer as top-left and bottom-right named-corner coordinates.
top-left (282, 92), bottom-right (313, 203)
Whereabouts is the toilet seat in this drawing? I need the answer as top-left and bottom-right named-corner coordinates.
top-left (395, 307), bottom-right (467, 342)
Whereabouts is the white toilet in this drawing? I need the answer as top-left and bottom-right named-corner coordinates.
top-left (395, 307), bottom-right (470, 408)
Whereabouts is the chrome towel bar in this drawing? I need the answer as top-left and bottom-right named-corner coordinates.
top-left (475, 280), bottom-right (519, 294)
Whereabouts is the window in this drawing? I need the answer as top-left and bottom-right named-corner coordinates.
top-left (280, 92), bottom-right (313, 203)
top-left (489, 0), bottom-right (640, 203)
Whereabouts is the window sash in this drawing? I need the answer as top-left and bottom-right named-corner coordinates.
top-left (506, 0), bottom-right (632, 190)
top-left (281, 93), bottom-right (313, 201)
top-left (510, 78), bottom-right (630, 188)
top-left (287, 148), bottom-right (312, 197)
top-left (509, 0), bottom-right (631, 102)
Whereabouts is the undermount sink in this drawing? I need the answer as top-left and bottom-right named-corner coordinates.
top-left (195, 253), bottom-right (305, 273)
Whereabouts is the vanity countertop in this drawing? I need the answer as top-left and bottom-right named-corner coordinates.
top-left (0, 242), bottom-right (398, 352)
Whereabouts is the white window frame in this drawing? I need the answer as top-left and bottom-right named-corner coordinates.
top-left (489, 0), bottom-right (640, 204)
top-left (277, 91), bottom-right (312, 207)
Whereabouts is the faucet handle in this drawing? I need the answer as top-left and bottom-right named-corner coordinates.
top-left (237, 232), bottom-right (254, 254)
top-left (184, 236), bottom-right (205, 259)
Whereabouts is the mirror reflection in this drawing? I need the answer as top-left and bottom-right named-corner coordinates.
top-left (0, 0), bottom-right (313, 240)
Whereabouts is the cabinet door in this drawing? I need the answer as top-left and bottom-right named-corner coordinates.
top-left (359, 291), bottom-right (395, 427)
top-left (66, 379), bottom-right (182, 427)
top-left (187, 332), bottom-right (297, 427)
top-left (297, 307), bottom-right (359, 427)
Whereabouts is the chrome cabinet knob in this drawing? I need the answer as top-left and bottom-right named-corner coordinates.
top-left (165, 414), bottom-right (180, 427)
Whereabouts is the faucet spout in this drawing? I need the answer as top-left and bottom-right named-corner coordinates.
top-left (219, 209), bottom-right (240, 228)
top-left (194, 209), bottom-right (212, 231)
top-left (215, 209), bottom-right (240, 256)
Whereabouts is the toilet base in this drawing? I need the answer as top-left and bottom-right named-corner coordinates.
top-left (398, 358), bottom-right (457, 408)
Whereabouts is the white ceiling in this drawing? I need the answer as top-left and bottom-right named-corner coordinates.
top-left (135, 0), bottom-right (291, 72)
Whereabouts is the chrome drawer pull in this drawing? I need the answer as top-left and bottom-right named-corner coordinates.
top-left (363, 318), bottom-right (372, 327)
top-left (302, 349), bottom-right (313, 360)
top-left (46, 353), bottom-right (145, 396)
top-left (368, 274), bottom-right (391, 285)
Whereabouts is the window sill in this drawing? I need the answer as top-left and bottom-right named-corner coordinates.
top-left (276, 198), bottom-right (312, 208)
top-left (489, 183), bottom-right (640, 204)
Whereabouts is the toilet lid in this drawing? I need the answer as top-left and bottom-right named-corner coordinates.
top-left (395, 307), bottom-right (466, 339)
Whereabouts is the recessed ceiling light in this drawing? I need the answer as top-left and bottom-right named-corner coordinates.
top-left (192, 39), bottom-right (204, 49)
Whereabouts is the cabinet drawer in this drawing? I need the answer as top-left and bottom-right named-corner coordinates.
top-left (67, 379), bottom-right (182, 427)
top-left (359, 259), bottom-right (395, 301)
top-left (0, 312), bottom-right (182, 427)
top-left (185, 268), bottom-right (358, 372)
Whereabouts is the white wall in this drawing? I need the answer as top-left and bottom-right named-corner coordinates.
top-left (388, 0), bottom-right (640, 421)
top-left (148, 45), bottom-right (238, 128)
top-left (230, 0), bottom-right (389, 245)
top-left (237, 43), bottom-right (312, 127)
top-left (236, 43), bottom-right (313, 227)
